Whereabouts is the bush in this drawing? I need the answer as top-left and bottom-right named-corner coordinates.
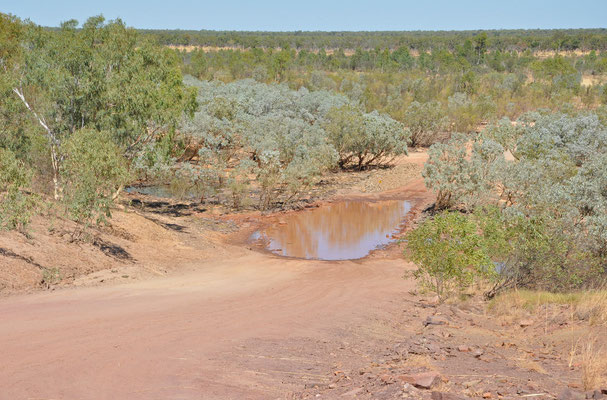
top-left (422, 112), bottom-right (607, 292)
top-left (0, 148), bottom-right (38, 231)
top-left (448, 92), bottom-right (496, 132)
top-left (406, 211), bottom-right (493, 302)
top-left (61, 129), bottom-right (130, 226)
top-left (322, 104), bottom-right (365, 168)
top-left (422, 133), bottom-right (505, 209)
top-left (179, 78), bottom-right (407, 209)
top-left (404, 101), bottom-right (448, 147)
top-left (323, 105), bottom-right (409, 169)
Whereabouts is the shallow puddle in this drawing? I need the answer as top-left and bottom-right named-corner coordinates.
top-left (251, 200), bottom-right (412, 260)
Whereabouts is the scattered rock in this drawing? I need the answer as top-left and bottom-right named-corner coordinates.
top-left (559, 388), bottom-right (585, 400)
top-left (519, 319), bottom-right (534, 327)
top-left (424, 316), bottom-right (448, 327)
top-left (403, 383), bottom-right (421, 395)
top-left (462, 380), bottom-right (482, 388)
top-left (473, 349), bottom-right (484, 358)
top-left (304, 382), bottom-right (331, 389)
top-left (457, 345), bottom-right (471, 352)
top-left (569, 383), bottom-right (582, 389)
top-left (427, 343), bottom-right (441, 353)
top-left (341, 387), bottom-right (363, 397)
top-left (482, 392), bottom-right (492, 399)
top-left (399, 372), bottom-right (441, 389)
top-left (431, 392), bottom-right (465, 400)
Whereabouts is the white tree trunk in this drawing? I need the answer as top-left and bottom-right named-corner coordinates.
top-left (12, 87), bottom-right (62, 200)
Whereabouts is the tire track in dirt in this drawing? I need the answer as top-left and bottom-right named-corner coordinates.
top-left (0, 154), bottom-right (432, 399)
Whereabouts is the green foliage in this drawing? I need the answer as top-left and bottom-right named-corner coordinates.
top-left (188, 50), bottom-right (208, 79)
top-left (447, 92), bottom-right (496, 132)
top-left (20, 16), bottom-right (195, 150)
top-left (0, 149), bottom-right (39, 231)
top-left (357, 110), bottom-right (409, 168)
top-left (61, 129), bottom-right (130, 225)
top-left (531, 56), bottom-right (577, 81)
top-left (422, 133), bottom-right (505, 209)
top-left (6, 15), bottom-right (195, 200)
top-left (146, 29), bottom-right (607, 54)
top-left (406, 211), bottom-right (493, 301)
top-left (404, 101), bottom-right (448, 147)
top-left (323, 105), bottom-right (409, 169)
top-left (476, 207), bottom-right (602, 295)
top-left (423, 112), bottom-right (607, 292)
top-left (179, 78), bottom-right (406, 209)
top-left (0, 14), bottom-right (200, 234)
top-left (323, 105), bottom-right (365, 168)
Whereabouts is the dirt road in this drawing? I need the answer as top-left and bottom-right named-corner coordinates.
top-left (0, 152), bottom-right (593, 400)
top-left (0, 163), bottom-right (434, 400)
top-left (1, 245), bottom-right (421, 399)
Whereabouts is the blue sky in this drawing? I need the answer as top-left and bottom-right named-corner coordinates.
top-left (1, 0), bottom-right (605, 31)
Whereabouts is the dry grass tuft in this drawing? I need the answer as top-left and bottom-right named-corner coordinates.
top-left (575, 291), bottom-right (607, 325)
top-left (488, 290), bottom-right (607, 325)
top-left (516, 355), bottom-right (547, 375)
top-left (405, 354), bottom-right (437, 371)
top-left (580, 338), bottom-right (607, 390)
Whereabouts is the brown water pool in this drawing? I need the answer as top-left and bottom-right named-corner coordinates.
top-left (251, 199), bottom-right (412, 260)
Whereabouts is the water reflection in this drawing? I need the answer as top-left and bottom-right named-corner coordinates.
top-left (252, 200), bottom-right (411, 260)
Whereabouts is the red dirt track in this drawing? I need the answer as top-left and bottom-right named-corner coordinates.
top-left (0, 169), bottom-right (432, 399)
top-left (1, 248), bottom-right (419, 399)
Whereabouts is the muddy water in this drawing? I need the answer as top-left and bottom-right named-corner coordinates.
top-left (252, 200), bottom-right (412, 260)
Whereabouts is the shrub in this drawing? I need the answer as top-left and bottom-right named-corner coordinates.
top-left (323, 106), bottom-right (409, 169)
top-left (447, 92), bottom-right (496, 132)
top-left (0, 148), bottom-right (39, 231)
top-left (61, 129), bottom-right (130, 226)
top-left (322, 104), bottom-right (365, 168)
top-left (356, 110), bottom-right (409, 169)
top-left (423, 112), bottom-right (607, 292)
top-left (179, 78), bottom-right (407, 209)
top-left (422, 133), bottom-right (505, 209)
top-left (404, 101), bottom-right (448, 147)
top-left (406, 211), bottom-right (493, 302)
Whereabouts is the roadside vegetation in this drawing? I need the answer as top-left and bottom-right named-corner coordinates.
top-left (2, 13), bottom-right (607, 311)
top-left (172, 31), bottom-right (607, 133)
top-left (1, 13), bottom-right (415, 237)
top-left (408, 110), bottom-right (607, 300)
top-left (0, 13), bottom-right (195, 236)
top-left (174, 77), bottom-right (408, 209)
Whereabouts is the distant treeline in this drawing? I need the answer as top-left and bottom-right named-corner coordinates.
top-left (139, 29), bottom-right (607, 52)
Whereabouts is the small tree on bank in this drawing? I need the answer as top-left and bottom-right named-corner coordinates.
top-left (406, 211), bottom-right (493, 302)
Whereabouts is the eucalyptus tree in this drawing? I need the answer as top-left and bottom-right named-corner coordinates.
top-left (8, 15), bottom-right (196, 199)
top-left (61, 129), bottom-right (130, 226)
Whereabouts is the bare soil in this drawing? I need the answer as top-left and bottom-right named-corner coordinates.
top-left (0, 151), bottom-right (604, 399)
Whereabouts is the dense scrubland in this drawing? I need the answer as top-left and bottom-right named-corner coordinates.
top-left (143, 28), bottom-right (607, 52)
top-left (2, 13), bottom-right (607, 298)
